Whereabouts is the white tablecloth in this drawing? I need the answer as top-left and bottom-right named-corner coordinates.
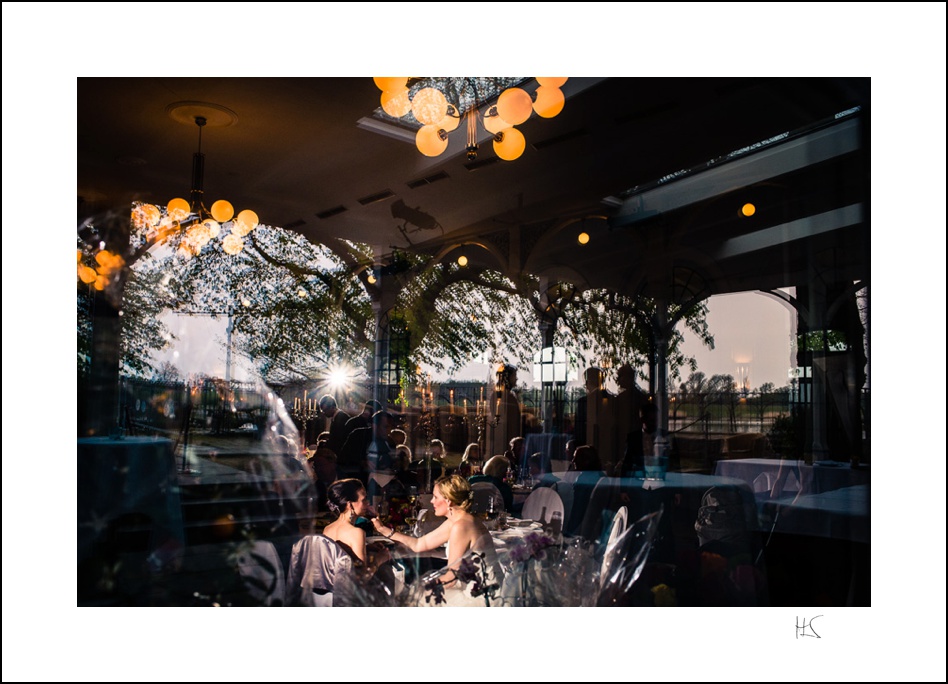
top-left (714, 457), bottom-right (869, 495)
top-left (758, 484), bottom-right (869, 543)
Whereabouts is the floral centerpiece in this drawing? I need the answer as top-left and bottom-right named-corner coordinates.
top-left (499, 531), bottom-right (598, 607)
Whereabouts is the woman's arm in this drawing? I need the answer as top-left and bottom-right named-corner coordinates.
top-left (372, 517), bottom-right (451, 553)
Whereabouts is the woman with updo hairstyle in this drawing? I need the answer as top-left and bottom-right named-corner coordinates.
top-left (372, 474), bottom-right (503, 603)
top-left (322, 478), bottom-right (390, 579)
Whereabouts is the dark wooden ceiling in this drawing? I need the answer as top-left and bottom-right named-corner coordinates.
top-left (77, 77), bottom-right (870, 298)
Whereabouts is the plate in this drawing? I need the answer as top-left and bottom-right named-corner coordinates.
top-left (510, 519), bottom-right (535, 527)
top-left (367, 536), bottom-right (395, 545)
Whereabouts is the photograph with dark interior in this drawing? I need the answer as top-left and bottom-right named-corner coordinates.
top-left (4, 3), bottom-right (945, 683)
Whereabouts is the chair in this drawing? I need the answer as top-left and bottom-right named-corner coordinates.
top-left (598, 507), bottom-right (663, 605)
top-left (551, 481), bottom-right (574, 529)
top-left (235, 540), bottom-right (286, 607)
top-left (521, 487), bottom-right (565, 528)
top-left (599, 506), bottom-right (629, 592)
top-left (285, 534), bottom-right (354, 607)
top-left (470, 481), bottom-right (505, 516)
top-left (752, 472), bottom-right (773, 495)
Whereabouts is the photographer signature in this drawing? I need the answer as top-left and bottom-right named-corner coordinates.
top-left (796, 615), bottom-right (823, 639)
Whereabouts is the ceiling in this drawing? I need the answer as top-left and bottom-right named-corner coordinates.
top-left (77, 77), bottom-right (870, 300)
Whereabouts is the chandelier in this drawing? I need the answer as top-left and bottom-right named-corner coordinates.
top-left (372, 77), bottom-right (568, 161)
top-left (162, 114), bottom-right (259, 257)
top-left (77, 107), bottom-right (260, 291)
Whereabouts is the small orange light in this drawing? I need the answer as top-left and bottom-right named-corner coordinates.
top-left (741, 203), bottom-right (756, 217)
top-left (577, 232), bottom-right (590, 245)
top-left (457, 255), bottom-right (469, 267)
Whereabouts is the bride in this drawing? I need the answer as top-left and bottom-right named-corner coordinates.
top-left (372, 474), bottom-right (503, 605)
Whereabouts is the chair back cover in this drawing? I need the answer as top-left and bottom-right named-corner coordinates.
top-left (599, 505), bottom-right (629, 590)
top-left (235, 540), bottom-right (286, 607)
top-left (285, 534), bottom-right (354, 606)
top-left (521, 487), bottom-right (565, 526)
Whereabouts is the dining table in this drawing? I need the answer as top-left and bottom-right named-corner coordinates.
top-left (757, 483), bottom-right (869, 544)
top-left (714, 457), bottom-right (870, 495)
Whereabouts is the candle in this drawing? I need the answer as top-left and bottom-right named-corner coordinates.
top-left (480, 387), bottom-right (484, 402)
top-left (450, 389), bottom-right (454, 414)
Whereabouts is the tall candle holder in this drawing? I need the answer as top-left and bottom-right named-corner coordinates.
top-left (416, 385), bottom-right (436, 493)
top-left (291, 396), bottom-right (319, 454)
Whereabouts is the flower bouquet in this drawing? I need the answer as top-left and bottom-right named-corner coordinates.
top-left (421, 551), bottom-right (500, 607)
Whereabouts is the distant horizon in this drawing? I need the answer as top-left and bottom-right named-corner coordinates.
top-left (155, 290), bottom-right (804, 393)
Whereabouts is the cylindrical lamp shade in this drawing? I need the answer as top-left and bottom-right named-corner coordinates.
top-left (533, 86), bottom-right (565, 118)
top-left (411, 87), bottom-right (448, 125)
top-left (416, 125), bottom-right (448, 156)
top-left (496, 88), bottom-right (533, 125)
top-left (493, 127), bottom-right (526, 161)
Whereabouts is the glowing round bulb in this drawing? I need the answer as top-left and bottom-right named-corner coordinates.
top-left (411, 87), bottom-right (448, 125)
top-left (367, 274), bottom-right (377, 284)
top-left (202, 219), bottom-right (220, 238)
top-left (533, 86), bottom-right (565, 118)
top-left (222, 233), bottom-right (243, 254)
top-left (741, 203), bottom-right (756, 217)
top-left (242, 298), bottom-right (251, 307)
top-left (135, 203), bottom-right (161, 228)
top-left (167, 197), bottom-right (190, 222)
top-left (457, 255), bottom-right (469, 267)
top-left (232, 209), bottom-right (258, 237)
top-left (483, 110), bottom-right (512, 134)
top-left (416, 125), bottom-right (448, 157)
top-left (577, 232), bottom-right (590, 245)
top-left (211, 200), bottom-right (235, 223)
top-left (78, 264), bottom-right (97, 284)
top-left (438, 104), bottom-right (461, 132)
top-left (496, 88), bottom-right (533, 125)
top-left (493, 127), bottom-right (526, 161)
top-left (188, 223), bottom-right (211, 248)
top-left (298, 288), bottom-right (307, 297)
top-left (381, 87), bottom-right (412, 117)
top-left (374, 77), bottom-right (407, 92)
top-left (536, 77), bottom-right (568, 88)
